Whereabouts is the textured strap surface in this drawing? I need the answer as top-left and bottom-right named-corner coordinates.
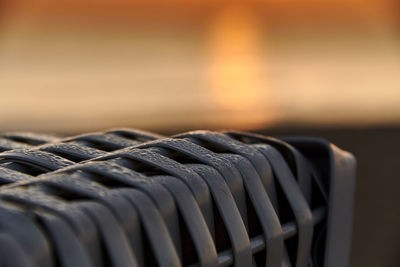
top-left (0, 129), bottom-right (163, 181)
top-left (0, 129), bottom-right (355, 267)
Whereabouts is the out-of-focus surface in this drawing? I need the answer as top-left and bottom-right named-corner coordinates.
top-left (260, 126), bottom-right (400, 267)
top-left (1, 1), bottom-right (399, 266)
top-left (0, 0), bottom-right (399, 132)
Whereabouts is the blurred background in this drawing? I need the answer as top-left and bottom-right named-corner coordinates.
top-left (0, 0), bottom-right (399, 266)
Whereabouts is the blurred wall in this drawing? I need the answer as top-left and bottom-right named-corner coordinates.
top-left (0, 0), bottom-right (399, 132)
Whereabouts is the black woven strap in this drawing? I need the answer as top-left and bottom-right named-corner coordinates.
top-left (0, 129), bottom-right (163, 179)
top-left (0, 130), bottom-right (355, 267)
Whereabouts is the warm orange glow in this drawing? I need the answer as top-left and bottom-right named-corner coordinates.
top-left (0, 0), bottom-right (399, 132)
top-left (206, 5), bottom-right (273, 127)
